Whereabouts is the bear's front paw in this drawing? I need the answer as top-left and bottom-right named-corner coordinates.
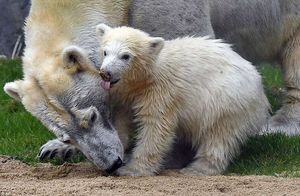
top-left (38, 139), bottom-right (79, 161)
top-left (116, 164), bottom-right (155, 177)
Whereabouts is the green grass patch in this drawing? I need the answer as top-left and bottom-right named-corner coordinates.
top-left (0, 59), bottom-right (55, 163)
top-left (227, 134), bottom-right (300, 177)
top-left (0, 60), bottom-right (299, 176)
top-left (258, 64), bottom-right (284, 111)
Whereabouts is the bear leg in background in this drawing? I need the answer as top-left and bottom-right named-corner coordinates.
top-left (266, 28), bottom-right (300, 135)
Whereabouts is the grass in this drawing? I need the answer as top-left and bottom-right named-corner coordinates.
top-left (0, 59), bottom-right (299, 176)
top-left (227, 134), bottom-right (300, 177)
top-left (0, 59), bottom-right (55, 163)
top-left (259, 64), bottom-right (284, 111)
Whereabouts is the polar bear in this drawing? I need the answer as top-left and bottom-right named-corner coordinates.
top-left (4, 0), bottom-right (300, 170)
top-left (96, 24), bottom-right (270, 176)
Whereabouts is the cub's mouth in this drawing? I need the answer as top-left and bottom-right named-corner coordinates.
top-left (111, 79), bottom-right (120, 85)
top-left (100, 78), bottom-right (120, 90)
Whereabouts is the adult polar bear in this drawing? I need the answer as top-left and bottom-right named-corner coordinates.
top-left (26, 0), bottom-right (300, 135)
top-left (3, 0), bottom-right (300, 170)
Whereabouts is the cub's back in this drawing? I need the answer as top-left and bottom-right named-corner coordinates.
top-left (155, 37), bottom-right (263, 110)
top-left (158, 37), bottom-right (259, 84)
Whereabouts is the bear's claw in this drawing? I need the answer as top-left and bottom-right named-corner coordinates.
top-left (38, 139), bottom-right (79, 161)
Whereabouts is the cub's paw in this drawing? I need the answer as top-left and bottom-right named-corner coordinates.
top-left (38, 139), bottom-right (79, 161)
top-left (179, 167), bottom-right (207, 176)
top-left (179, 159), bottom-right (221, 176)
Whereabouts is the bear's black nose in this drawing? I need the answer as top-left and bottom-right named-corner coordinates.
top-left (105, 157), bottom-right (123, 174)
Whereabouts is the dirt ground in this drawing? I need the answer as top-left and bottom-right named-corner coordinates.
top-left (0, 156), bottom-right (299, 196)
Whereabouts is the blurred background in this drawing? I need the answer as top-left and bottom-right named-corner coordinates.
top-left (0, 0), bottom-right (30, 59)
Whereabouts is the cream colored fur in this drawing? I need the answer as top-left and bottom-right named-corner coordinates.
top-left (22, 0), bottom-right (129, 95)
top-left (3, 0), bottom-right (131, 168)
top-left (97, 25), bottom-right (270, 176)
top-left (14, 1), bottom-right (129, 134)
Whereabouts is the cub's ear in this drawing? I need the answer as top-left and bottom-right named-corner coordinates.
top-left (62, 46), bottom-right (91, 72)
top-left (3, 81), bottom-right (22, 101)
top-left (96, 23), bottom-right (112, 38)
top-left (149, 37), bottom-right (165, 55)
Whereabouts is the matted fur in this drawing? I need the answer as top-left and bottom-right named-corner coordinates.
top-left (97, 25), bottom-right (270, 176)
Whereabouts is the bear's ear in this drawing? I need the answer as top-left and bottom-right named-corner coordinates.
top-left (96, 23), bottom-right (112, 38)
top-left (62, 46), bottom-right (91, 72)
top-left (149, 37), bottom-right (165, 55)
top-left (4, 81), bottom-right (22, 101)
top-left (71, 106), bottom-right (99, 128)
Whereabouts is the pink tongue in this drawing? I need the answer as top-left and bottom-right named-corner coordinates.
top-left (100, 80), bottom-right (111, 90)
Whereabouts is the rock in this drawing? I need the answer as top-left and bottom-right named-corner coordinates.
top-left (0, 0), bottom-right (30, 58)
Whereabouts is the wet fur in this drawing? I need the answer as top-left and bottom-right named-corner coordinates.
top-left (98, 26), bottom-right (270, 176)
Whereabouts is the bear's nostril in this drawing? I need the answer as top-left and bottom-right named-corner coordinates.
top-left (105, 157), bottom-right (123, 174)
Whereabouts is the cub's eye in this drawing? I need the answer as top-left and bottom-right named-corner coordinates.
top-left (121, 54), bottom-right (130, 61)
top-left (103, 50), bottom-right (107, 56)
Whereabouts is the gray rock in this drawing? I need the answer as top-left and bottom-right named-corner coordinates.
top-left (0, 55), bottom-right (7, 59)
top-left (0, 0), bottom-right (30, 58)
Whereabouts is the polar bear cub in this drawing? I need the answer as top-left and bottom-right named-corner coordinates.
top-left (96, 24), bottom-right (270, 176)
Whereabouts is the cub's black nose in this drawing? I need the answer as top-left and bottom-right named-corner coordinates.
top-left (99, 69), bottom-right (112, 82)
top-left (105, 157), bottom-right (123, 174)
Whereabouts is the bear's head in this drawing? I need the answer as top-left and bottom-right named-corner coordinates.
top-left (96, 23), bottom-right (165, 90)
top-left (4, 45), bottom-right (124, 173)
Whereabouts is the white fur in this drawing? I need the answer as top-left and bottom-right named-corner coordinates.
top-left (98, 26), bottom-right (270, 176)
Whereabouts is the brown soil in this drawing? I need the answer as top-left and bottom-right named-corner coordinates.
top-left (0, 155), bottom-right (299, 196)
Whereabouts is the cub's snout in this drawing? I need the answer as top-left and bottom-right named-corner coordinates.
top-left (99, 69), bottom-right (112, 82)
top-left (99, 69), bottom-right (120, 90)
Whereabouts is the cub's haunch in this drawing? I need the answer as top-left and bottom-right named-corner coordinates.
top-left (96, 24), bottom-right (270, 176)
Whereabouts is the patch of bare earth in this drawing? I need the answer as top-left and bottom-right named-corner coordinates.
top-left (0, 156), bottom-right (299, 196)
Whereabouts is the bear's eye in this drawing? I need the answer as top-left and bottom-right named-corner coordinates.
top-left (103, 50), bottom-right (107, 56)
top-left (121, 54), bottom-right (130, 61)
top-left (90, 111), bottom-right (97, 123)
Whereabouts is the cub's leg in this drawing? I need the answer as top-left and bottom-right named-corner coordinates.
top-left (112, 105), bottom-right (135, 164)
top-left (180, 120), bottom-right (247, 176)
top-left (180, 138), bottom-right (230, 175)
top-left (112, 105), bottom-right (134, 151)
top-left (266, 28), bottom-right (300, 135)
top-left (116, 95), bottom-right (178, 176)
top-left (38, 139), bottom-right (79, 161)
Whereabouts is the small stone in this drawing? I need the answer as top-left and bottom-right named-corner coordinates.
top-left (0, 55), bottom-right (7, 59)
